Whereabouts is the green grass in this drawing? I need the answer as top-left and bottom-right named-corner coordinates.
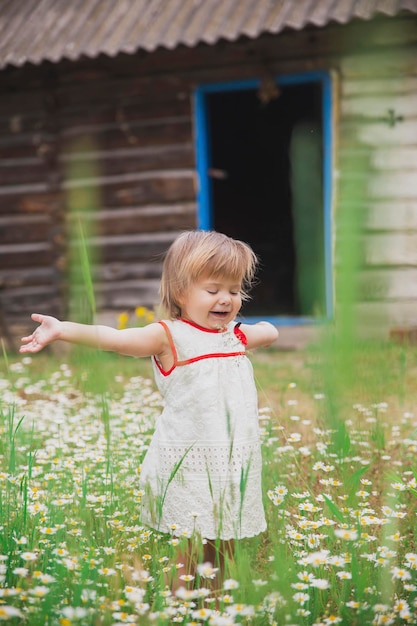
top-left (1, 339), bottom-right (417, 624)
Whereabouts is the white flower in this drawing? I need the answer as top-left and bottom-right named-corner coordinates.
top-left (175, 586), bottom-right (199, 600)
top-left (20, 551), bottom-right (38, 562)
top-left (303, 550), bottom-right (329, 567)
top-left (39, 526), bottom-right (58, 535)
top-left (225, 603), bottom-right (254, 617)
top-left (179, 573), bottom-right (195, 582)
top-left (98, 567), bottom-right (117, 576)
top-left (310, 578), bottom-right (330, 589)
top-left (14, 536), bottom-right (28, 545)
top-left (112, 611), bottom-right (136, 622)
top-left (12, 567), bottom-right (28, 578)
top-left (394, 598), bottom-right (409, 614)
top-left (293, 592), bottom-right (309, 604)
top-left (208, 615), bottom-right (235, 626)
top-left (334, 528), bottom-right (358, 541)
top-left (336, 571), bottom-right (352, 580)
top-left (29, 586), bottom-right (50, 597)
top-left (124, 586), bottom-right (145, 603)
top-left (196, 562), bottom-right (219, 579)
top-left (191, 608), bottom-right (213, 619)
top-left (391, 482), bottom-right (406, 491)
top-left (223, 578), bottom-right (239, 590)
top-left (61, 607), bottom-right (88, 619)
top-left (0, 606), bottom-right (24, 620)
top-left (391, 567), bottom-right (411, 581)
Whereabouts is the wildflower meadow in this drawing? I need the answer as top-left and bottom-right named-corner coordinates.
top-left (1, 338), bottom-right (417, 625)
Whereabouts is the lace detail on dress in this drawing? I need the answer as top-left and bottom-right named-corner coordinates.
top-left (158, 441), bottom-right (261, 479)
top-left (142, 474), bottom-right (267, 540)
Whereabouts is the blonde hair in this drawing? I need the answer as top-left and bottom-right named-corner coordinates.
top-left (160, 230), bottom-right (258, 319)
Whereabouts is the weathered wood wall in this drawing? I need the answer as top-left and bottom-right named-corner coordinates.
top-left (337, 21), bottom-right (417, 333)
top-left (0, 14), bottom-right (416, 345)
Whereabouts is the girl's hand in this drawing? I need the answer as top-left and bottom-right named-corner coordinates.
top-left (20, 314), bottom-right (61, 353)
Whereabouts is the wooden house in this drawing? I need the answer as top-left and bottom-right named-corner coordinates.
top-left (0, 0), bottom-right (417, 349)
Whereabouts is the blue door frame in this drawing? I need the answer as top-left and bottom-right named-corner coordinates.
top-left (194, 71), bottom-right (334, 325)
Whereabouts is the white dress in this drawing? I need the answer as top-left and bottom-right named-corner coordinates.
top-left (139, 318), bottom-right (266, 540)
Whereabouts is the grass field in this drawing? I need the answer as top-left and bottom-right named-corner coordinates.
top-left (1, 337), bottom-right (417, 625)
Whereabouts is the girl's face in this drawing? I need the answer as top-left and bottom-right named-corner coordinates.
top-left (179, 276), bottom-right (242, 330)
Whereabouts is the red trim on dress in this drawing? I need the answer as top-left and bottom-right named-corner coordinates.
top-left (176, 352), bottom-right (246, 367)
top-left (154, 320), bottom-right (246, 377)
top-left (179, 318), bottom-right (228, 333)
top-left (153, 320), bottom-right (178, 376)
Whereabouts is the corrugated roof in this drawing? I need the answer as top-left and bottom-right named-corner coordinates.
top-left (0, 0), bottom-right (416, 69)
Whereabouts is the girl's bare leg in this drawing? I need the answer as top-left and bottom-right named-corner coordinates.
top-left (203, 539), bottom-right (235, 590)
top-left (169, 538), bottom-right (200, 591)
top-left (168, 537), bottom-right (235, 592)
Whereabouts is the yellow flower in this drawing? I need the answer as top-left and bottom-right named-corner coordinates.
top-left (117, 312), bottom-right (129, 330)
top-left (135, 306), bottom-right (147, 318)
top-left (135, 306), bottom-right (155, 325)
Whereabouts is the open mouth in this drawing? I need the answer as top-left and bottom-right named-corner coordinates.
top-left (210, 311), bottom-right (228, 318)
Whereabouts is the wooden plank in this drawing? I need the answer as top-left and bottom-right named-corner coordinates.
top-left (0, 242), bottom-right (53, 268)
top-left (0, 266), bottom-right (55, 288)
top-left (0, 130), bottom-right (55, 150)
top-left (0, 192), bottom-right (62, 216)
top-left (60, 115), bottom-right (190, 141)
top-left (94, 279), bottom-right (161, 310)
top-left (0, 157), bottom-right (48, 185)
top-left (370, 147), bottom-right (417, 171)
top-left (69, 278), bottom-right (161, 310)
top-left (74, 202), bottom-right (197, 236)
top-left (339, 119), bottom-right (417, 147)
top-left (60, 143), bottom-right (194, 175)
top-left (339, 146), bottom-right (417, 171)
top-left (60, 142), bottom-right (192, 164)
top-left (98, 174), bottom-right (196, 207)
top-left (364, 233), bottom-right (417, 266)
top-left (340, 49), bottom-right (417, 79)
top-left (0, 142), bottom-right (48, 161)
top-left (1, 285), bottom-right (61, 314)
top-left (343, 77), bottom-right (417, 97)
top-left (341, 92), bottom-right (417, 118)
top-left (62, 168), bottom-right (195, 190)
top-left (354, 301), bottom-right (417, 337)
top-left (358, 268), bottom-right (417, 301)
top-left (0, 214), bottom-right (50, 244)
top-left (96, 261), bottom-right (163, 282)
top-left (98, 207), bottom-right (195, 235)
top-left (0, 181), bottom-right (49, 196)
top-left (368, 173), bottom-right (417, 199)
top-left (58, 98), bottom-right (191, 128)
top-left (70, 230), bottom-right (180, 264)
top-left (0, 171), bottom-right (195, 203)
top-left (365, 200), bottom-right (417, 231)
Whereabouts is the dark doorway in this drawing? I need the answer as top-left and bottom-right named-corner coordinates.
top-left (205, 79), bottom-right (325, 318)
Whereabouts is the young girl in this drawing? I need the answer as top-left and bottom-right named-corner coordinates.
top-left (20, 230), bottom-right (278, 585)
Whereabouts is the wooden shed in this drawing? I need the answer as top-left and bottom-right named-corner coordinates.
top-left (1, 0), bottom-right (417, 348)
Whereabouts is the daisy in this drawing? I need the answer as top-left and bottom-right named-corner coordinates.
top-left (0, 606), bottom-right (24, 620)
top-left (293, 592), bottom-right (309, 604)
top-left (391, 567), bottom-right (411, 581)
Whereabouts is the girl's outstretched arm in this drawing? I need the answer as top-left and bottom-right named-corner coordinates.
top-left (20, 313), bottom-right (167, 358)
top-left (241, 321), bottom-right (279, 350)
